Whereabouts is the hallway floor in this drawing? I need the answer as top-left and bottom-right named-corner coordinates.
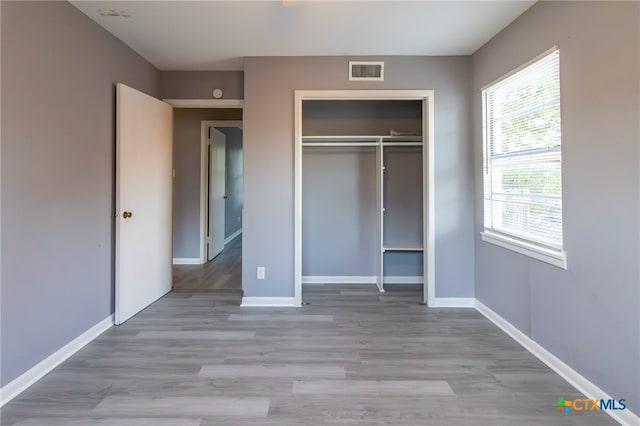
top-left (172, 234), bottom-right (242, 292)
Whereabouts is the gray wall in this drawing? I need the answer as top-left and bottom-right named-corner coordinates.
top-left (160, 71), bottom-right (244, 100)
top-left (0, 1), bottom-right (160, 386)
top-left (172, 109), bottom-right (242, 259)
top-left (219, 127), bottom-right (243, 239)
top-left (384, 147), bottom-right (423, 247)
top-left (472, 1), bottom-right (639, 413)
top-left (302, 100), bottom-right (423, 136)
top-left (243, 56), bottom-right (474, 297)
top-left (302, 148), bottom-right (378, 276)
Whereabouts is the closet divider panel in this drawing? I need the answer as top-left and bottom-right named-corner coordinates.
top-left (375, 141), bottom-right (384, 291)
top-left (383, 252), bottom-right (424, 280)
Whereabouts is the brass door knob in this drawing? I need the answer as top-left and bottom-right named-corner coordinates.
top-left (122, 211), bottom-right (133, 219)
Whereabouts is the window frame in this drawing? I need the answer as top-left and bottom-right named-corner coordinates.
top-left (480, 47), bottom-right (567, 269)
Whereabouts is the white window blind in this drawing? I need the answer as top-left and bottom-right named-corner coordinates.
top-left (482, 49), bottom-right (563, 252)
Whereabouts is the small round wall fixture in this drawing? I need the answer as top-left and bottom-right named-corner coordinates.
top-left (212, 89), bottom-right (223, 99)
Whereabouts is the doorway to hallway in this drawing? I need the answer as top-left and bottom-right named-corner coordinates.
top-left (171, 111), bottom-right (243, 293)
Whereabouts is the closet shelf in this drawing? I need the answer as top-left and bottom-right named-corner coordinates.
top-left (383, 242), bottom-right (424, 252)
top-left (302, 135), bottom-right (423, 145)
top-left (381, 136), bottom-right (422, 143)
top-left (382, 141), bottom-right (422, 147)
top-left (302, 135), bottom-right (381, 143)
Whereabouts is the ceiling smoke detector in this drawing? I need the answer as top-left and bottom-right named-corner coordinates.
top-left (98, 9), bottom-right (131, 18)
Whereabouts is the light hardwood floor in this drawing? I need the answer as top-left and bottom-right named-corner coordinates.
top-left (172, 235), bottom-right (242, 292)
top-left (1, 284), bottom-right (615, 425)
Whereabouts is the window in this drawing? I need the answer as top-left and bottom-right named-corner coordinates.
top-left (481, 48), bottom-right (566, 268)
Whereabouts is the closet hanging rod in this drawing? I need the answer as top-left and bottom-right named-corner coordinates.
top-left (302, 142), bottom-right (380, 147)
top-left (302, 135), bottom-right (382, 140)
top-left (382, 142), bottom-right (423, 147)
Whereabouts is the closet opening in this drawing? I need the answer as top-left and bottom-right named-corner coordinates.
top-left (294, 91), bottom-right (435, 306)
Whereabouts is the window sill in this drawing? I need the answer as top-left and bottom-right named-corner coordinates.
top-left (480, 231), bottom-right (567, 269)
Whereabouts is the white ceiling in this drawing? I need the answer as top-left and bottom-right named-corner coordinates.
top-left (70, 1), bottom-right (535, 71)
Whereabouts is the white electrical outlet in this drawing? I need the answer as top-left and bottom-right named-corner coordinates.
top-left (237, 216), bottom-right (241, 223)
top-left (257, 266), bottom-right (265, 280)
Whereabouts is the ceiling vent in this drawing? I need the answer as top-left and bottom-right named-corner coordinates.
top-left (349, 61), bottom-right (384, 81)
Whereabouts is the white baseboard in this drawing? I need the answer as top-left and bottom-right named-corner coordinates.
top-left (241, 297), bottom-right (299, 307)
top-left (303, 276), bottom-right (375, 284)
top-left (224, 228), bottom-right (242, 245)
top-left (474, 300), bottom-right (638, 426)
top-left (0, 315), bottom-right (113, 407)
top-left (172, 258), bottom-right (201, 265)
top-left (302, 276), bottom-right (423, 285)
top-left (429, 297), bottom-right (476, 308)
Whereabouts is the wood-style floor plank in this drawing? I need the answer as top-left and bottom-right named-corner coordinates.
top-left (199, 364), bottom-right (346, 379)
top-left (135, 330), bottom-right (256, 340)
top-left (227, 314), bottom-right (334, 322)
top-left (13, 420), bottom-right (202, 426)
top-left (92, 396), bottom-right (270, 417)
top-left (292, 379), bottom-right (455, 395)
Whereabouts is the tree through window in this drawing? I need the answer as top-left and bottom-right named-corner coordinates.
top-left (482, 49), bottom-right (564, 257)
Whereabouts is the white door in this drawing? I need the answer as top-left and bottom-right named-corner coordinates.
top-left (207, 128), bottom-right (226, 260)
top-left (115, 83), bottom-right (173, 325)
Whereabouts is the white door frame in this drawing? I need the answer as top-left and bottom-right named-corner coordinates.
top-left (294, 90), bottom-right (435, 306)
top-left (199, 120), bottom-right (243, 264)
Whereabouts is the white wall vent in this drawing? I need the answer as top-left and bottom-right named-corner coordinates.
top-left (349, 61), bottom-right (384, 81)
